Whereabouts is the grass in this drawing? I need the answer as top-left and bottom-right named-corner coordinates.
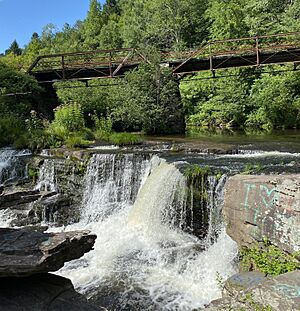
top-left (108, 132), bottom-right (143, 146)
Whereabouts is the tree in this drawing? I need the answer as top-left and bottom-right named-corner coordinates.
top-left (243, 0), bottom-right (290, 36)
top-left (5, 40), bottom-right (22, 56)
top-left (248, 68), bottom-right (300, 129)
top-left (205, 0), bottom-right (248, 40)
top-left (102, 0), bottom-right (120, 23)
top-left (111, 64), bottom-right (185, 134)
top-left (83, 0), bottom-right (103, 49)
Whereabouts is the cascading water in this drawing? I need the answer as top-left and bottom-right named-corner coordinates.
top-left (35, 159), bottom-right (57, 192)
top-left (0, 149), bottom-right (30, 186)
top-left (81, 153), bottom-right (152, 223)
top-left (56, 153), bottom-right (238, 310)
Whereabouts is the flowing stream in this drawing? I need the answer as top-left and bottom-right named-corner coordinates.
top-left (52, 154), bottom-right (238, 310)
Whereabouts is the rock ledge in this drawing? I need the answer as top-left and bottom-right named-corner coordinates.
top-left (0, 227), bottom-right (96, 277)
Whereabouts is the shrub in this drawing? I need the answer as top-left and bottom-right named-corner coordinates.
top-left (108, 132), bottom-right (142, 146)
top-left (240, 239), bottom-right (300, 276)
top-left (0, 115), bottom-right (25, 147)
top-left (65, 134), bottom-right (93, 148)
top-left (92, 115), bottom-right (113, 140)
top-left (52, 103), bottom-right (85, 133)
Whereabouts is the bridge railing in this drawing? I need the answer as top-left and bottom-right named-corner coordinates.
top-left (27, 48), bottom-right (149, 78)
top-left (169, 32), bottom-right (300, 73)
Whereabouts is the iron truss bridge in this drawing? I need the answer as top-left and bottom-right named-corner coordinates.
top-left (27, 32), bottom-right (300, 83)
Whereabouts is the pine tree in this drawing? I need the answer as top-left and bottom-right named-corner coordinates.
top-left (5, 40), bottom-right (22, 56)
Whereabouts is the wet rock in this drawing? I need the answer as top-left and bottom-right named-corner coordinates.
top-left (31, 193), bottom-right (81, 225)
top-left (223, 174), bottom-right (300, 253)
top-left (0, 273), bottom-right (102, 311)
top-left (0, 228), bottom-right (96, 277)
top-left (0, 190), bottom-right (43, 209)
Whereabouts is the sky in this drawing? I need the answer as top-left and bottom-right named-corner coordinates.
top-left (0, 0), bottom-right (104, 54)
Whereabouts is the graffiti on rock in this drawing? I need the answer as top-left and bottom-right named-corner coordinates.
top-left (242, 183), bottom-right (279, 210)
top-left (272, 284), bottom-right (300, 298)
top-left (241, 183), bottom-right (280, 226)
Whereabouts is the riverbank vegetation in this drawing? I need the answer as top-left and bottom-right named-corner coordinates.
top-left (240, 239), bottom-right (300, 276)
top-left (2, 0), bottom-right (300, 149)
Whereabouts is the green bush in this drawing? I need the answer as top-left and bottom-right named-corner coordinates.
top-left (65, 134), bottom-right (93, 148)
top-left (245, 107), bottom-right (273, 131)
top-left (240, 239), bottom-right (300, 276)
top-left (93, 115), bottom-right (113, 140)
top-left (0, 115), bottom-right (25, 147)
top-left (52, 103), bottom-right (85, 133)
top-left (108, 132), bottom-right (142, 146)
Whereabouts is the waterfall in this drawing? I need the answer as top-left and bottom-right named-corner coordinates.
top-left (35, 159), bottom-right (57, 192)
top-left (0, 149), bottom-right (30, 186)
top-left (81, 153), bottom-right (152, 223)
top-left (56, 154), bottom-right (238, 310)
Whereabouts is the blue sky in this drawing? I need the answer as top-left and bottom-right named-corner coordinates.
top-left (0, 0), bottom-right (104, 54)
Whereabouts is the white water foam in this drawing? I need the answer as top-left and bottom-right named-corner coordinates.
top-left (35, 159), bottom-right (57, 192)
top-left (0, 209), bottom-right (15, 227)
top-left (0, 148), bottom-right (31, 185)
top-left (54, 154), bottom-right (238, 310)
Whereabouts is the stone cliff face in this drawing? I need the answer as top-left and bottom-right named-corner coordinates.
top-left (223, 174), bottom-right (300, 253)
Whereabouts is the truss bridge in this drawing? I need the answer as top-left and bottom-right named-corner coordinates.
top-left (27, 32), bottom-right (300, 83)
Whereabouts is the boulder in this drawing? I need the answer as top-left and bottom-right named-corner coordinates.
top-left (0, 228), bottom-right (96, 277)
top-left (205, 270), bottom-right (300, 311)
top-left (251, 270), bottom-right (300, 311)
top-left (223, 174), bottom-right (300, 253)
top-left (0, 273), bottom-right (103, 311)
top-left (223, 271), bottom-right (266, 297)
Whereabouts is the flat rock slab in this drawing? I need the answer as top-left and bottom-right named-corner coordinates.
top-left (0, 228), bottom-right (96, 277)
top-left (0, 273), bottom-right (103, 311)
top-left (252, 270), bottom-right (300, 311)
top-left (224, 271), bottom-right (266, 296)
top-left (206, 270), bottom-right (300, 311)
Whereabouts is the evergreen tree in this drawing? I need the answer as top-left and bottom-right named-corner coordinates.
top-left (5, 40), bottom-right (22, 56)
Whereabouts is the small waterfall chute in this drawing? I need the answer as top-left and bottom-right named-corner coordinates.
top-left (0, 148), bottom-right (31, 186)
top-left (35, 159), bottom-right (57, 192)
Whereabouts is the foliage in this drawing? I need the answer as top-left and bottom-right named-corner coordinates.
top-left (240, 239), bottom-right (300, 276)
top-left (238, 293), bottom-right (274, 311)
top-left (184, 164), bottom-right (210, 205)
top-left (183, 69), bottom-right (251, 129)
top-left (64, 135), bottom-right (93, 149)
top-left (5, 40), bottom-right (22, 56)
top-left (28, 166), bottom-right (39, 184)
top-left (242, 163), bottom-right (264, 175)
top-left (108, 132), bottom-right (142, 146)
top-left (0, 115), bottom-right (25, 147)
top-left (0, 63), bottom-right (42, 117)
top-left (111, 64), bottom-right (185, 134)
top-left (184, 164), bottom-right (210, 181)
top-left (51, 103), bottom-right (85, 133)
top-left (3, 0), bottom-right (300, 145)
top-left (93, 114), bottom-right (113, 140)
